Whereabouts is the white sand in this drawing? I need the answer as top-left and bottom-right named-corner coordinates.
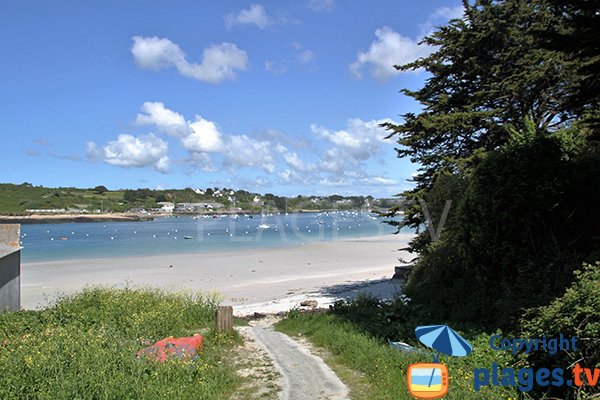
top-left (21, 233), bottom-right (414, 315)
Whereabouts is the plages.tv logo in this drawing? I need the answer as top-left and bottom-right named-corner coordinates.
top-left (407, 325), bottom-right (473, 399)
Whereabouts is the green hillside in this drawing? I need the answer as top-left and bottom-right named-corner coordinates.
top-left (0, 183), bottom-right (392, 215)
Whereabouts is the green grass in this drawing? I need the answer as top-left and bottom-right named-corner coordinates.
top-left (275, 311), bottom-right (519, 400)
top-left (0, 287), bottom-right (241, 399)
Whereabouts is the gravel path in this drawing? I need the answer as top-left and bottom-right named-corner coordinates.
top-left (243, 320), bottom-right (349, 400)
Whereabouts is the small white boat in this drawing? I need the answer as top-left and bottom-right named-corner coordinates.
top-left (184, 235), bottom-right (195, 239)
top-left (258, 224), bottom-right (270, 229)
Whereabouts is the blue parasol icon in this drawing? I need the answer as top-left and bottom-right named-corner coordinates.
top-left (415, 325), bottom-right (473, 388)
top-left (415, 325), bottom-right (473, 360)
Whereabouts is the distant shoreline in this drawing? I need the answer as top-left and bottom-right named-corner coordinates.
top-left (0, 209), bottom-right (383, 224)
top-left (0, 213), bottom-right (155, 224)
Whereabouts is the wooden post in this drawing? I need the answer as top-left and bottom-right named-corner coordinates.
top-left (215, 305), bottom-right (233, 333)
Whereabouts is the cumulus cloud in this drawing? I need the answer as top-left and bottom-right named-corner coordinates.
top-left (275, 144), bottom-right (315, 172)
top-left (131, 36), bottom-right (248, 84)
top-left (225, 4), bottom-right (270, 29)
top-left (133, 102), bottom-right (276, 173)
top-left (431, 5), bottom-right (464, 20)
top-left (183, 117), bottom-right (225, 153)
top-left (367, 176), bottom-right (398, 185)
top-left (319, 148), bottom-right (347, 174)
top-left (307, 0), bottom-right (335, 12)
top-left (88, 102), bottom-right (401, 194)
top-left (420, 5), bottom-right (464, 36)
top-left (292, 42), bottom-right (315, 64)
top-left (311, 118), bottom-right (392, 161)
top-left (136, 101), bottom-right (189, 137)
top-left (87, 134), bottom-right (169, 173)
top-left (224, 135), bottom-right (275, 173)
top-left (185, 151), bottom-right (216, 172)
top-left (349, 27), bottom-right (431, 81)
top-left (265, 60), bottom-right (287, 76)
top-left (298, 49), bottom-right (314, 63)
top-left (350, 6), bottom-right (463, 81)
top-left (319, 177), bottom-right (351, 187)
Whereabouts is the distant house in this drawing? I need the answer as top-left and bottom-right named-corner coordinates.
top-left (174, 202), bottom-right (224, 213)
top-left (157, 202), bottom-right (174, 213)
top-left (335, 199), bottom-right (352, 205)
top-left (0, 224), bottom-right (20, 312)
top-left (26, 208), bottom-right (66, 214)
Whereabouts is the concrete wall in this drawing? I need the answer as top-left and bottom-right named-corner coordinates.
top-left (0, 224), bottom-right (20, 248)
top-left (0, 224), bottom-right (20, 312)
top-left (0, 251), bottom-right (20, 312)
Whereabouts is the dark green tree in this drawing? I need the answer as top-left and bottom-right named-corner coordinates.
top-left (384, 0), bottom-right (600, 333)
top-left (93, 185), bottom-right (108, 194)
top-left (538, 0), bottom-right (600, 124)
top-left (384, 0), bottom-right (576, 251)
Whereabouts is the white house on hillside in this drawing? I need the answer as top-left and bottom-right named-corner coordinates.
top-left (157, 202), bottom-right (174, 213)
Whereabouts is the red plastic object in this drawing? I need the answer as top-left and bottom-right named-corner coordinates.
top-left (138, 334), bottom-right (203, 362)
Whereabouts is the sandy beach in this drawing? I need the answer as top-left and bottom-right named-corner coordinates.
top-left (21, 233), bottom-right (414, 315)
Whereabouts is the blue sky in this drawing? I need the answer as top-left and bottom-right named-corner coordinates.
top-left (0, 0), bottom-right (462, 197)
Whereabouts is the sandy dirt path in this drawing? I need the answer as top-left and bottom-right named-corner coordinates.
top-left (242, 318), bottom-right (349, 400)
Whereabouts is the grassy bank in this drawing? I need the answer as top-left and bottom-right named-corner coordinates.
top-left (276, 310), bottom-right (518, 400)
top-left (0, 287), bottom-right (240, 399)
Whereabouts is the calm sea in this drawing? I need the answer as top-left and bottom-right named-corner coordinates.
top-left (19, 212), bottom-right (408, 263)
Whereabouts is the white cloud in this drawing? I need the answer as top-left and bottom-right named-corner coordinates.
top-left (292, 42), bottom-right (315, 64)
top-left (319, 148), bottom-right (347, 174)
top-left (420, 5), bottom-right (464, 36)
top-left (307, 0), bottom-right (334, 12)
top-left (349, 27), bottom-right (431, 81)
top-left (131, 36), bottom-right (184, 70)
top-left (223, 135), bottom-right (275, 173)
top-left (87, 134), bottom-right (169, 173)
top-left (265, 60), bottom-right (287, 76)
top-left (183, 117), bottom-right (225, 153)
top-left (349, 6), bottom-right (463, 82)
top-left (298, 49), bottom-right (315, 63)
top-left (136, 102), bottom-right (189, 137)
top-left (319, 177), bottom-right (351, 187)
top-left (133, 102), bottom-right (274, 172)
top-left (311, 118), bottom-right (392, 161)
top-left (185, 151), bottom-right (216, 172)
top-left (368, 176), bottom-right (398, 185)
top-left (225, 4), bottom-right (270, 29)
top-left (131, 36), bottom-right (248, 84)
top-left (275, 144), bottom-right (315, 172)
top-left (88, 102), bottom-right (401, 194)
top-left (277, 169), bottom-right (310, 185)
top-left (431, 5), bottom-right (464, 20)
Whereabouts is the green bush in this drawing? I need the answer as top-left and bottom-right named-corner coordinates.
top-left (328, 293), bottom-right (415, 341)
top-left (405, 134), bottom-right (600, 330)
top-left (521, 262), bottom-right (600, 399)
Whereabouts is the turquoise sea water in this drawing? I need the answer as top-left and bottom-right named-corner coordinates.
top-left (20, 212), bottom-right (408, 263)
